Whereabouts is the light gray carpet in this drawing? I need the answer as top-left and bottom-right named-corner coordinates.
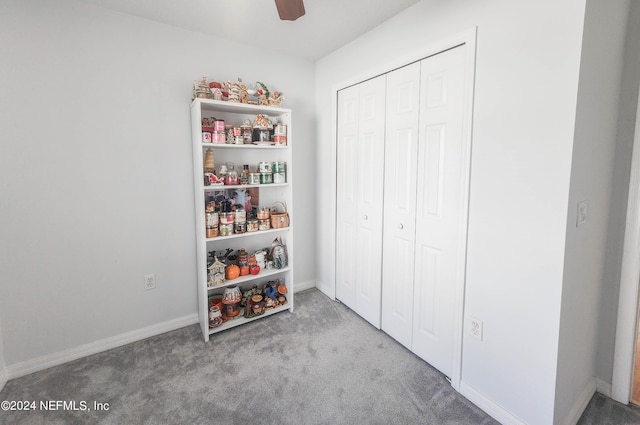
top-left (0, 289), bottom-right (637, 424)
top-left (578, 392), bottom-right (640, 425)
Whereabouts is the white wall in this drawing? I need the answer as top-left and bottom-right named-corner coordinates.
top-left (316, 1), bottom-right (586, 424)
top-left (0, 0), bottom-right (315, 370)
top-left (0, 319), bottom-right (6, 391)
top-left (597, 0), bottom-right (640, 387)
top-left (555, 1), bottom-right (629, 423)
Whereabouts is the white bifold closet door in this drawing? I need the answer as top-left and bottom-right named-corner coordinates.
top-left (381, 62), bottom-right (421, 348)
top-left (336, 45), bottom-right (468, 378)
top-left (382, 45), bottom-right (467, 378)
top-left (336, 75), bottom-right (386, 328)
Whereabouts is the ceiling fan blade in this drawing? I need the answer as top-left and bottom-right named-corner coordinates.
top-left (275, 0), bottom-right (305, 21)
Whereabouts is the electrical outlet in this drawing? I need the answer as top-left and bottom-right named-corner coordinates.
top-left (577, 200), bottom-right (587, 227)
top-left (469, 317), bottom-right (483, 341)
top-left (144, 274), bottom-right (156, 290)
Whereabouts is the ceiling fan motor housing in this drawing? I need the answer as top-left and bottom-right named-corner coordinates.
top-left (275, 0), bottom-right (305, 21)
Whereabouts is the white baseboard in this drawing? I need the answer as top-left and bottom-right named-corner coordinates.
top-left (461, 379), bottom-right (597, 425)
top-left (0, 367), bottom-right (7, 392)
top-left (314, 280), bottom-right (336, 300)
top-left (561, 378), bottom-right (596, 425)
top-left (459, 381), bottom-right (527, 425)
top-left (5, 313), bottom-right (198, 381)
top-left (596, 378), bottom-right (612, 398)
top-left (294, 280), bottom-right (316, 293)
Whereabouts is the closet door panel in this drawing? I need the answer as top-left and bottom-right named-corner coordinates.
top-left (354, 76), bottom-right (386, 328)
top-left (381, 62), bottom-right (420, 347)
top-left (336, 86), bottom-right (360, 310)
top-left (412, 45), bottom-right (467, 378)
top-left (336, 76), bottom-right (386, 328)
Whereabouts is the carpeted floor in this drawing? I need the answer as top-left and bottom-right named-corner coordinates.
top-left (578, 392), bottom-right (640, 425)
top-left (1, 289), bottom-right (639, 424)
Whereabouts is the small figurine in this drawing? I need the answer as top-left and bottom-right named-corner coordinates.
top-left (208, 257), bottom-right (226, 287)
top-left (225, 78), bottom-right (243, 102)
top-left (194, 77), bottom-right (213, 100)
top-left (256, 81), bottom-right (270, 106)
top-left (242, 285), bottom-right (264, 318)
top-left (264, 280), bottom-right (278, 309)
top-left (269, 91), bottom-right (284, 107)
top-left (209, 81), bottom-right (223, 100)
top-left (252, 114), bottom-right (273, 129)
top-left (209, 306), bottom-right (223, 328)
top-left (240, 83), bottom-right (248, 104)
top-left (255, 82), bottom-right (284, 106)
top-left (277, 283), bottom-right (287, 305)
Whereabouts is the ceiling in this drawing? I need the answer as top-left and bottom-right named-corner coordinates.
top-left (76, 0), bottom-right (421, 61)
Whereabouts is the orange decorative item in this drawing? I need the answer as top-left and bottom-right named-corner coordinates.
top-left (278, 284), bottom-right (288, 295)
top-left (239, 266), bottom-right (250, 276)
top-left (226, 264), bottom-right (240, 280)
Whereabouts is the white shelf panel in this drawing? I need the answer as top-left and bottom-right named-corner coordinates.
top-left (193, 98), bottom-right (290, 116)
top-left (208, 304), bottom-right (292, 335)
top-left (206, 227), bottom-right (290, 242)
top-left (202, 143), bottom-right (288, 150)
top-left (207, 267), bottom-right (291, 291)
top-left (204, 183), bottom-right (288, 191)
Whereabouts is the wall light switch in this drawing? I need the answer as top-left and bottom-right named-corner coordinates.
top-left (577, 200), bottom-right (587, 227)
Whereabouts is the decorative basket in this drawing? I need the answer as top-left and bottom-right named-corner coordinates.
top-left (270, 201), bottom-right (289, 229)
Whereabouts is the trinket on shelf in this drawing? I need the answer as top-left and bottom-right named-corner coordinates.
top-left (208, 257), bottom-right (226, 287)
top-left (209, 305), bottom-right (223, 328)
top-left (252, 114), bottom-right (273, 129)
top-left (194, 76), bottom-right (212, 99)
top-left (242, 285), bottom-right (265, 318)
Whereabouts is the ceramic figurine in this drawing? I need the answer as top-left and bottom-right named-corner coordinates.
top-left (240, 82), bottom-right (248, 104)
top-left (269, 91), bottom-right (284, 107)
top-left (264, 281), bottom-right (278, 309)
top-left (209, 305), bottom-right (223, 328)
top-left (252, 114), bottom-right (273, 129)
top-left (194, 77), bottom-right (212, 99)
top-left (225, 78), bottom-right (243, 102)
top-left (246, 86), bottom-right (259, 105)
top-left (242, 285), bottom-right (264, 318)
top-left (204, 148), bottom-right (215, 173)
top-left (256, 81), bottom-right (270, 106)
top-left (209, 257), bottom-right (226, 287)
top-left (209, 81), bottom-right (223, 101)
top-left (222, 285), bottom-right (242, 304)
top-left (251, 294), bottom-right (264, 315)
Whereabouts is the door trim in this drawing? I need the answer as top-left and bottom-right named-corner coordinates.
top-left (612, 77), bottom-right (640, 403)
top-left (330, 27), bottom-right (477, 391)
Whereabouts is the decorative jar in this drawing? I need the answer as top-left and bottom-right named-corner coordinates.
top-left (209, 306), bottom-right (223, 328)
top-left (222, 285), bottom-right (242, 304)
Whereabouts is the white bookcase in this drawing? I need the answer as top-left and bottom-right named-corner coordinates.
top-left (190, 98), bottom-right (294, 341)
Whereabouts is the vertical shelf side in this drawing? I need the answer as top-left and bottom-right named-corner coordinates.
top-left (191, 101), bottom-right (210, 341)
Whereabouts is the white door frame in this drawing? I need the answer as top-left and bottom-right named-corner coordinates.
top-left (331, 27), bottom-right (477, 390)
top-left (612, 82), bottom-right (640, 404)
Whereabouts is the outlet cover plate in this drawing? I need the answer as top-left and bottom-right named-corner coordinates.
top-left (469, 316), bottom-right (483, 341)
top-left (577, 200), bottom-right (587, 227)
top-left (144, 274), bottom-right (156, 290)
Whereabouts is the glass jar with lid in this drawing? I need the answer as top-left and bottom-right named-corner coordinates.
top-left (240, 164), bottom-right (250, 185)
top-left (225, 162), bottom-right (238, 185)
top-left (218, 163), bottom-right (228, 182)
